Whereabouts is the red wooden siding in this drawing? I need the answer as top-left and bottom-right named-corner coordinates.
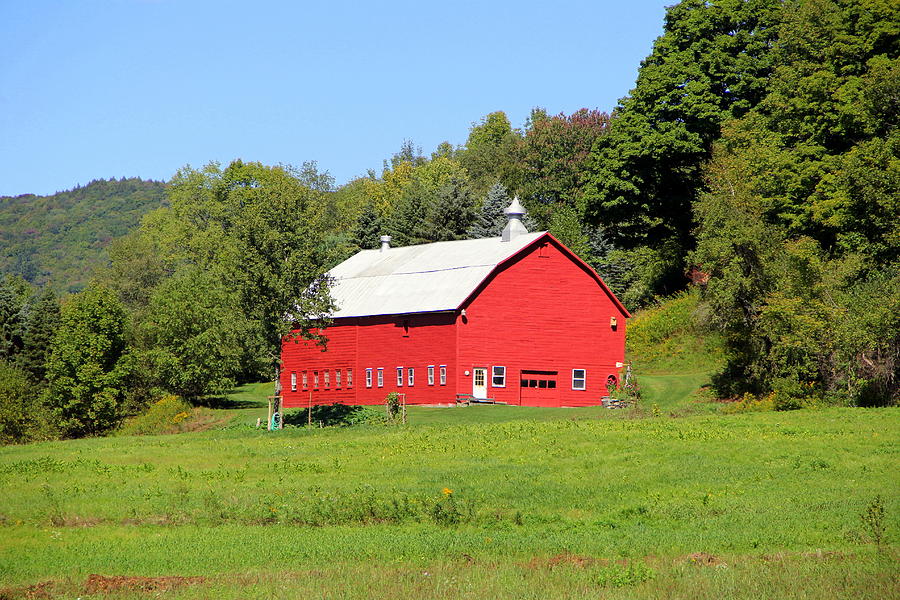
top-left (457, 238), bottom-right (625, 407)
top-left (281, 312), bottom-right (458, 407)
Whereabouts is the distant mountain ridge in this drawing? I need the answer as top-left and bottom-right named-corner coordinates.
top-left (0, 177), bottom-right (167, 292)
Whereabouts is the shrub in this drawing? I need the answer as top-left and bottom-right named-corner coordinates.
top-left (118, 394), bottom-right (195, 436)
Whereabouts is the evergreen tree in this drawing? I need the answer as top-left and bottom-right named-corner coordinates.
top-left (468, 183), bottom-right (510, 238)
top-left (0, 276), bottom-right (28, 361)
top-left (19, 287), bottom-right (60, 383)
top-left (428, 176), bottom-right (475, 241)
top-left (351, 204), bottom-right (383, 250)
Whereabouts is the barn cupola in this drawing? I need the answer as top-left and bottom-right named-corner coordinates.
top-left (380, 235), bottom-right (392, 252)
top-left (501, 196), bottom-right (529, 242)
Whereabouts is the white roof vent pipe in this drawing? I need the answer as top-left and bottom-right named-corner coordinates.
top-left (501, 196), bottom-right (529, 242)
top-left (379, 235), bottom-right (392, 252)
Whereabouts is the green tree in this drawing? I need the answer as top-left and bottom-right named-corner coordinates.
top-left (583, 0), bottom-right (784, 300)
top-left (19, 287), bottom-right (60, 383)
top-left (138, 268), bottom-right (248, 399)
top-left (44, 286), bottom-right (131, 437)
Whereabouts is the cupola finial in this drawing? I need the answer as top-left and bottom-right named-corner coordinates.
top-left (502, 196), bottom-right (528, 242)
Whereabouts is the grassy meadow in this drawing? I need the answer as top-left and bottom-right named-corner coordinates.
top-left (1, 295), bottom-right (897, 599)
top-left (0, 404), bottom-right (897, 598)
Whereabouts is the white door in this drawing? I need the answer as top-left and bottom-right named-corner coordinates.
top-left (473, 368), bottom-right (487, 399)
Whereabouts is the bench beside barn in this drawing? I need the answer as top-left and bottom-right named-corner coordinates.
top-left (280, 199), bottom-right (630, 408)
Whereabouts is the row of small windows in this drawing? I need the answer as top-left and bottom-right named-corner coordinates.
top-left (290, 369), bottom-right (354, 392)
top-left (364, 365), bottom-right (447, 388)
top-left (291, 366), bottom-right (588, 391)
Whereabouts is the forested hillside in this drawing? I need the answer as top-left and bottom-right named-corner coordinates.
top-left (0, 178), bottom-right (167, 292)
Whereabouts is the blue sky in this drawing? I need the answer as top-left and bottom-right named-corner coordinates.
top-left (0, 1), bottom-right (671, 197)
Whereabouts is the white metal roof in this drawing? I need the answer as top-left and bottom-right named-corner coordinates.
top-left (327, 232), bottom-right (548, 318)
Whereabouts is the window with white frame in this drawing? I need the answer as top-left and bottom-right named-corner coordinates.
top-left (492, 366), bottom-right (506, 387)
top-left (572, 369), bottom-right (586, 390)
top-left (302, 371), bottom-right (308, 389)
top-left (347, 368), bottom-right (353, 387)
top-left (365, 368), bottom-right (373, 388)
top-left (427, 365), bottom-right (435, 385)
top-left (377, 368), bottom-right (384, 387)
top-left (408, 367), bottom-right (414, 386)
top-left (290, 372), bottom-right (297, 392)
top-left (439, 365), bottom-right (447, 385)
top-left (396, 366), bottom-right (403, 386)
top-left (335, 369), bottom-right (342, 388)
top-left (324, 370), bottom-right (330, 388)
top-left (313, 371), bottom-right (319, 389)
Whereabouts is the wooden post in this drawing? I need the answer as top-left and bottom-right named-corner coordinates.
top-left (308, 391), bottom-right (312, 427)
top-left (267, 396), bottom-right (273, 431)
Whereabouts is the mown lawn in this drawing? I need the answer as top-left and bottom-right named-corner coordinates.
top-left (0, 406), bottom-right (897, 599)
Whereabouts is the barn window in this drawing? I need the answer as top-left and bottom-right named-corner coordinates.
top-left (396, 367), bottom-right (404, 387)
top-left (290, 372), bottom-right (297, 392)
top-left (347, 369), bottom-right (353, 388)
top-left (324, 370), bottom-right (330, 388)
top-left (377, 368), bottom-right (384, 387)
top-left (439, 365), bottom-right (447, 385)
top-left (313, 371), bottom-right (319, 389)
top-left (302, 371), bottom-right (308, 389)
top-left (538, 243), bottom-right (550, 258)
top-left (427, 365), bottom-right (435, 385)
top-left (408, 367), bottom-right (415, 386)
top-left (365, 368), bottom-right (373, 388)
top-left (572, 369), bottom-right (586, 390)
top-left (492, 366), bottom-right (506, 387)
top-left (335, 369), bottom-right (342, 388)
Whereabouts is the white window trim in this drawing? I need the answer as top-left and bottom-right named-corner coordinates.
top-left (396, 366), bottom-right (404, 387)
top-left (491, 366), bottom-right (506, 388)
top-left (377, 368), bottom-right (384, 388)
top-left (291, 372), bottom-right (297, 392)
top-left (314, 371), bottom-right (319, 389)
top-left (572, 368), bottom-right (586, 391)
top-left (335, 369), bottom-right (342, 388)
top-left (408, 367), bottom-right (414, 386)
top-left (365, 368), bottom-right (373, 388)
top-left (302, 371), bottom-right (308, 389)
top-left (439, 365), bottom-right (447, 386)
top-left (427, 365), bottom-right (435, 386)
top-left (324, 370), bottom-right (330, 388)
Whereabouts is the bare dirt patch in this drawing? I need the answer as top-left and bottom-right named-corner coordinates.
top-left (84, 574), bottom-right (207, 594)
top-left (0, 581), bottom-right (54, 600)
top-left (524, 553), bottom-right (614, 570)
top-left (683, 552), bottom-right (721, 566)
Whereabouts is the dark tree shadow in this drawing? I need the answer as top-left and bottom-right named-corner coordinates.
top-left (283, 403), bottom-right (365, 427)
top-left (194, 395), bottom-right (265, 409)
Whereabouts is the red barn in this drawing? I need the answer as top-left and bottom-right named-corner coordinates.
top-left (280, 200), bottom-right (630, 408)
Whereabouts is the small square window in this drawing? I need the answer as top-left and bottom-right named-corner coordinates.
top-left (492, 366), bottom-right (506, 388)
top-left (439, 365), bottom-right (447, 386)
top-left (408, 367), bottom-right (414, 386)
top-left (572, 369), bottom-right (586, 390)
top-left (427, 365), bottom-right (435, 386)
top-left (377, 368), bottom-right (384, 387)
top-left (365, 368), bottom-right (373, 388)
top-left (396, 366), bottom-right (404, 387)
top-left (290, 372), bottom-right (297, 392)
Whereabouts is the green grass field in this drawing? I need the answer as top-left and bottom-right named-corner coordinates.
top-left (1, 298), bottom-right (896, 599)
top-left (1, 404), bottom-right (897, 599)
